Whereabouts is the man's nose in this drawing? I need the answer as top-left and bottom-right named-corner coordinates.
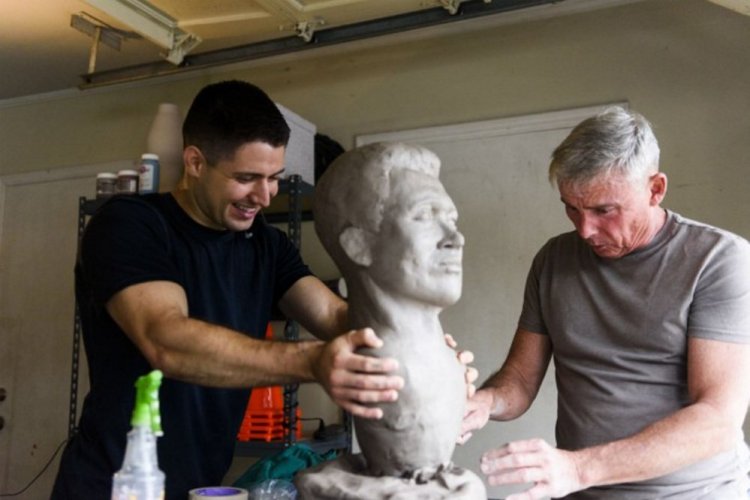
top-left (249, 179), bottom-right (273, 207)
top-left (576, 213), bottom-right (597, 240)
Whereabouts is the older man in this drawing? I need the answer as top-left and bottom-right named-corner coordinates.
top-left (463, 106), bottom-right (750, 499)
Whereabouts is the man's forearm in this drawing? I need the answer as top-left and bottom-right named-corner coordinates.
top-left (142, 315), bottom-right (325, 388)
top-left (572, 401), bottom-right (742, 490)
top-left (478, 366), bottom-right (538, 421)
top-left (479, 328), bottom-right (551, 421)
top-left (279, 276), bottom-right (350, 341)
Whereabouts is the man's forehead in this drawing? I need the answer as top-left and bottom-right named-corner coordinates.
top-left (559, 171), bottom-right (631, 195)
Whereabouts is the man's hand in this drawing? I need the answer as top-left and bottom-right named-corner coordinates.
top-left (458, 387), bottom-right (494, 444)
top-left (445, 333), bottom-right (481, 445)
top-left (480, 438), bottom-right (583, 499)
top-left (445, 333), bottom-right (479, 399)
top-left (312, 328), bottom-right (404, 419)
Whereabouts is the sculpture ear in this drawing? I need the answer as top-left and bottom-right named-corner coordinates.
top-left (339, 227), bottom-right (373, 267)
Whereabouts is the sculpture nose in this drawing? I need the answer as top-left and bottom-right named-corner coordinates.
top-left (440, 225), bottom-right (464, 249)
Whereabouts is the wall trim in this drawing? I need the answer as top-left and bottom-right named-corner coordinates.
top-left (356, 102), bottom-right (628, 146)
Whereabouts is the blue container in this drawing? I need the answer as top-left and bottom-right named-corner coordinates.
top-left (138, 153), bottom-right (160, 194)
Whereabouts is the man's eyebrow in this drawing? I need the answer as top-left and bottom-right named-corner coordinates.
top-left (560, 199), bottom-right (617, 211)
top-left (234, 168), bottom-right (286, 178)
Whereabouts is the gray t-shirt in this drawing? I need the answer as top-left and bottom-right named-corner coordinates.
top-left (519, 210), bottom-right (750, 499)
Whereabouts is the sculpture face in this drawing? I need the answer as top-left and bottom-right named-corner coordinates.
top-left (367, 168), bottom-right (464, 308)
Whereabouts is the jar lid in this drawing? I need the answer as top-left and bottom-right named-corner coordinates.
top-left (141, 153), bottom-right (160, 160)
top-left (117, 169), bottom-right (139, 176)
top-left (96, 172), bottom-right (117, 179)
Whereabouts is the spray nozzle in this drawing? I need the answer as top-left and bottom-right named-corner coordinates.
top-left (131, 369), bottom-right (164, 435)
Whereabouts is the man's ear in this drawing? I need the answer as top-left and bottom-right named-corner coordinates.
top-left (339, 227), bottom-right (373, 267)
top-left (649, 172), bottom-right (668, 206)
top-left (183, 146), bottom-right (205, 178)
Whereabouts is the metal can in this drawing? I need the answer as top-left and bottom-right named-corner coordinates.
top-left (96, 172), bottom-right (117, 199)
top-left (116, 169), bottom-right (139, 195)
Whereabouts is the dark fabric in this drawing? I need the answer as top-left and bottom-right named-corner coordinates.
top-left (233, 443), bottom-right (336, 488)
top-left (52, 193), bottom-right (311, 500)
top-left (314, 133), bottom-right (344, 182)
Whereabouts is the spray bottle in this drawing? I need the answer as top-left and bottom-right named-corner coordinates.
top-left (111, 370), bottom-right (165, 500)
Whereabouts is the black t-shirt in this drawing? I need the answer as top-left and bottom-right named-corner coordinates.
top-left (52, 194), bottom-right (312, 499)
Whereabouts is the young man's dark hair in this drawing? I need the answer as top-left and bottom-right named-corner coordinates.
top-left (182, 80), bottom-right (291, 165)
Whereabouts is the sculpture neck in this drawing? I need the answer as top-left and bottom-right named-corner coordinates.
top-left (345, 276), bottom-right (444, 342)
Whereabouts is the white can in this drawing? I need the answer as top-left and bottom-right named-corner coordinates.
top-left (116, 169), bottom-right (139, 195)
top-left (96, 172), bottom-right (117, 199)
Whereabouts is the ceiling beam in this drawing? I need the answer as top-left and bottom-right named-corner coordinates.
top-left (80, 0), bottom-right (562, 89)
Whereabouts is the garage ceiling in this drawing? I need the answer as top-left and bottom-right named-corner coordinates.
top-left (0, 0), bottom-right (747, 102)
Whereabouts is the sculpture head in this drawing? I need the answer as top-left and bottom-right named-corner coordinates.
top-left (314, 142), bottom-right (464, 308)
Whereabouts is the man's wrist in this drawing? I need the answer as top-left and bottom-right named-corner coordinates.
top-left (298, 339), bottom-right (326, 382)
top-left (484, 385), bottom-right (514, 421)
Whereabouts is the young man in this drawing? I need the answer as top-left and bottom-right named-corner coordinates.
top-left (52, 80), bottom-right (404, 499)
top-left (462, 106), bottom-right (750, 499)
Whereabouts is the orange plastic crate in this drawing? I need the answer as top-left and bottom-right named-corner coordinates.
top-left (236, 324), bottom-right (302, 442)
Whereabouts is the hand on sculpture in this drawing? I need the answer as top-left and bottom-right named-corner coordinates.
top-left (458, 387), bottom-right (494, 444)
top-left (480, 438), bottom-right (583, 499)
top-left (445, 333), bottom-right (479, 399)
top-left (313, 327), bottom-right (404, 419)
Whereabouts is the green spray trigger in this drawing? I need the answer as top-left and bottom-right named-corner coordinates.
top-left (131, 370), bottom-right (163, 436)
top-left (112, 369), bottom-right (166, 498)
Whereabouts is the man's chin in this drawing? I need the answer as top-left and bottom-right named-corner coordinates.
top-left (592, 246), bottom-right (624, 259)
top-left (225, 217), bottom-right (255, 232)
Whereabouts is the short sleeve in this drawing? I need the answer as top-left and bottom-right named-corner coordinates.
top-left (78, 197), bottom-right (180, 305)
top-left (517, 242), bottom-right (550, 335)
top-left (688, 235), bottom-right (750, 344)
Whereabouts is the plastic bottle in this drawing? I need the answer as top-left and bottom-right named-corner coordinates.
top-left (111, 370), bottom-right (165, 500)
top-left (138, 154), bottom-right (160, 194)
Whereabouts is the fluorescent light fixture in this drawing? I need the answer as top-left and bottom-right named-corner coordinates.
top-left (84, 0), bottom-right (202, 64)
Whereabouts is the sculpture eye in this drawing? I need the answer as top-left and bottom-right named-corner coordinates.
top-left (412, 205), bottom-right (434, 221)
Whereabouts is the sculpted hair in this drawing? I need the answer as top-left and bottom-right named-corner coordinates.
top-left (182, 80), bottom-right (290, 165)
top-left (549, 106), bottom-right (660, 185)
top-left (314, 142), bottom-right (440, 264)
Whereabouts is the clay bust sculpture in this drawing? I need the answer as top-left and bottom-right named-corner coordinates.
top-left (296, 142), bottom-right (486, 499)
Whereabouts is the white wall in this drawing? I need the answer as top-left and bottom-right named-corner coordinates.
top-left (1, 0), bottom-right (749, 497)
